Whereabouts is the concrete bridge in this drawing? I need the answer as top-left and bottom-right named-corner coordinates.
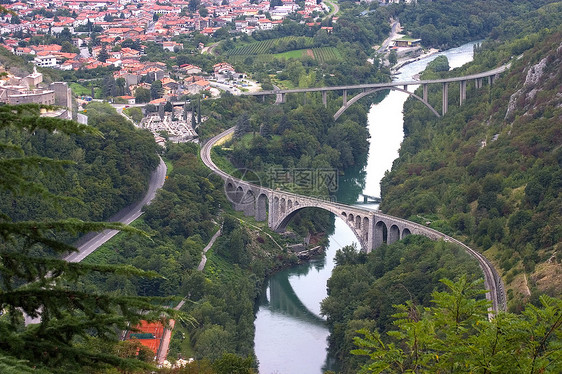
top-left (202, 127), bottom-right (506, 313)
top-left (243, 65), bottom-right (509, 120)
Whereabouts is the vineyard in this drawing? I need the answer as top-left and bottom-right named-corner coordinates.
top-left (312, 47), bottom-right (343, 63)
top-left (227, 47), bottom-right (343, 64)
top-left (226, 36), bottom-right (314, 56)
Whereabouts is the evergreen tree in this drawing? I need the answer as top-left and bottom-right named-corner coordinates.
top-left (150, 80), bottom-right (163, 100)
top-left (115, 77), bottom-right (126, 96)
top-left (188, 0), bottom-right (201, 12)
top-left (0, 104), bottom-right (181, 373)
top-left (101, 75), bottom-right (115, 98)
top-left (234, 113), bottom-right (250, 139)
top-left (164, 101), bottom-right (173, 112)
top-left (197, 97), bottom-right (201, 124)
top-left (97, 45), bottom-right (109, 62)
top-left (191, 102), bottom-right (196, 125)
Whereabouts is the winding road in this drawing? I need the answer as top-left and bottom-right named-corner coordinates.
top-left (64, 157), bottom-right (167, 263)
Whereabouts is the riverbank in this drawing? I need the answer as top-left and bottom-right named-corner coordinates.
top-left (391, 47), bottom-right (440, 74)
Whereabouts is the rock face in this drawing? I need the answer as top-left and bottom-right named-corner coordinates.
top-left (505, 42), bottom-right (562, 120)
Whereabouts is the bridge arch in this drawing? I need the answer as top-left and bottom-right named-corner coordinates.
top-left (256, 193), bottom-right (268, 221)
top-left (363, 217), bottom-right (369, 243)
top-left (402, 227), bottom-right (411, 239)
top-left (272, 204), bottom-right (370, 251)
top-left (374, 220), bottom-right (388, 248)
top-left (334, 87), bottom-right (440, 121)
top-left (389, 224), bottom-right (400, 244)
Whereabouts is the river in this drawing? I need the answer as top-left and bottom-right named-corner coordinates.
top-left (254, 41), bottom-right (480, 374)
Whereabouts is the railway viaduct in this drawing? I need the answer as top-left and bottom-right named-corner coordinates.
top-left (201, 127), bottom-right (507, 313)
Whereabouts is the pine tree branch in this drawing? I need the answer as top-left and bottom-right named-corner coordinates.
top-left (0, 219), bottom-right (148, 254)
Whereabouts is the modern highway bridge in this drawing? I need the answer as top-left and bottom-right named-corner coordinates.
top-left (243, 65), bottom-right (509, 120)
top-left (202, 127), bottom-right (507, 314)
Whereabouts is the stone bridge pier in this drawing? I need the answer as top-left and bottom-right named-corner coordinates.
top-left (225, 178), bottom-right (269, 222)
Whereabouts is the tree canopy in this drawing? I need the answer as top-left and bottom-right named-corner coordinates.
top-left (0, 104), bottom-right (179, 373)
top-left (352, 277), bottom-right (562, 374)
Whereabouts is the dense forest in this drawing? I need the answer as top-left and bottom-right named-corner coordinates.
top-left (0, 101), bottom-right (159, 238)
top-left (81, 141), bottom-right (300, 369)
top-left (389, 0), bottom-right (558, 49)
top-left (0, 104), bottom-right (183, 374)
top-left (380, 24), bottom-right (562, 311)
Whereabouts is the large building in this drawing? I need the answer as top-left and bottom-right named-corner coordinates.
top-left (0, 68), bottom-right (73, 119)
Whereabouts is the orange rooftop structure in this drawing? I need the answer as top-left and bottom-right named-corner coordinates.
top-left (125, 320), bottom-right (165, 355)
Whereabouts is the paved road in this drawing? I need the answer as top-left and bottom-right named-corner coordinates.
top-left (323, 0), bottom-right (340, 19)
top-left (24, 157), bottom-right (166, 325)
top-left (379, 19), bottom-right (401, 52)
top-left (64, 157), bottom-right (167, 263)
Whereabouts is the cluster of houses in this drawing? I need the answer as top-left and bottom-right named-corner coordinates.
top-left (111, 60), bottom-right (245, 106)
top-left (1, 0), bottom-right (327, 52)
top-left (0, 0), bottom-right (329, 103)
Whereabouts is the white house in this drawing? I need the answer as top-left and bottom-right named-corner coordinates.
top-left (34, 55), bottom-right (58, 68)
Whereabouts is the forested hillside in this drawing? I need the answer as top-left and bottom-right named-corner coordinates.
top-left (380, 26), bottom-right (562, 310)
top-left (391, 0), bottom-right (558, 49)
top-left (0, 104), bottom-right (181, 374)
top-left (82, 142), bottom-right (299, 368)
top-left (0, 102), bottom-right (159, 240)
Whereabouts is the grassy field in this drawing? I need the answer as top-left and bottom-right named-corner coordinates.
top-left (70, 82), bottom-right (102, 99)
top-left (210, 147), bottom-right (238, 176)
top-left (70, 82), bottom-right (91, 96)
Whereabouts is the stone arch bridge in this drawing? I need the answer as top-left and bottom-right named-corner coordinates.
top-left (243, 65), bottom-right (509, 120)
top-left (202, 128), bottom-right (506, 313)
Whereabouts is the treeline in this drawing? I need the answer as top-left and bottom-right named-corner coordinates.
top-left (229, 102), bottom-right (369, 173)
top-left (389, 0), bottom-right (558, 49)
top-left (0, 102), bottom-right (159, 239)
top-left (380, 24), bottom-right (562, 309)
top-left (321, 236), bottom-right (482, 373)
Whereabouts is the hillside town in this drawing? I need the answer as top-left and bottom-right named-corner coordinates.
top-left (0, 0), bottom-right (328, 70)
top-left (0, 0), bottom-right (336, 106)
